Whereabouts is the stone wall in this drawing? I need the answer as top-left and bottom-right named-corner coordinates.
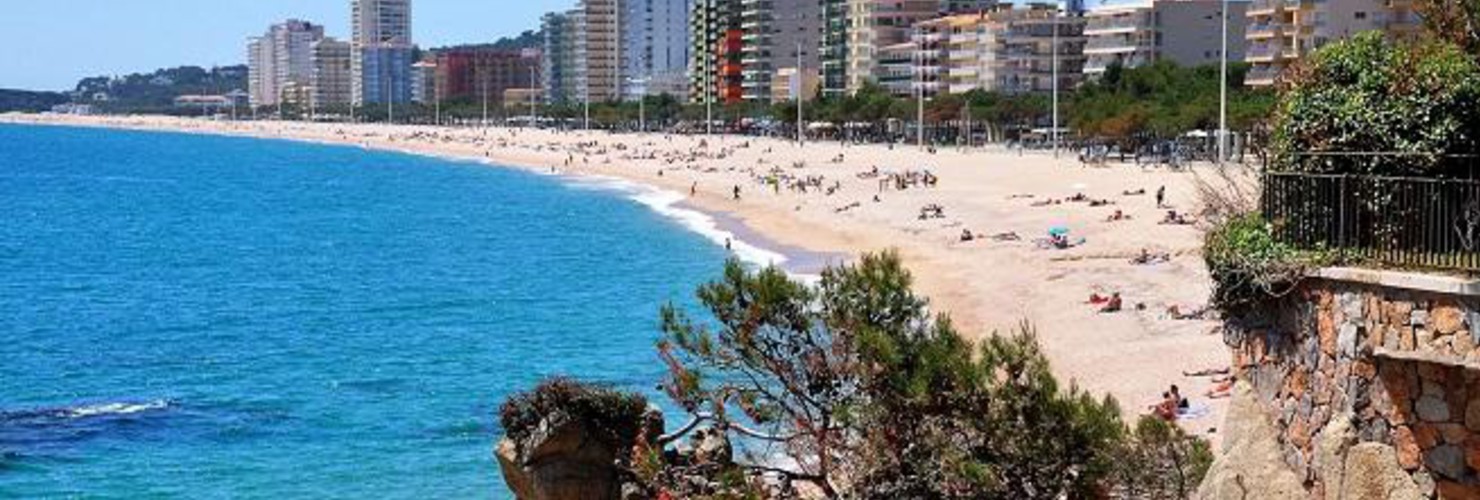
top-left (1224, 268), bottom-right (1480, 499)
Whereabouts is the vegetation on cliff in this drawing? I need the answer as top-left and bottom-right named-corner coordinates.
top-left (1205, 26), bottom-right (1480, 315)
top-left (500, 252), bottom-right (1213, 498)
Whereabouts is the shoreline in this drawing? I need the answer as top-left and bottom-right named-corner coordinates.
top-left (0, 113), bottom-right (1240, 440)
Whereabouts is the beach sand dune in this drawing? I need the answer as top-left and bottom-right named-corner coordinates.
top-left (2, 113), bottom-right (1241, 441)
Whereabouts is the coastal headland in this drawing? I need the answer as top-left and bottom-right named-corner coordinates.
top-left (1, 113), bottom-right (1237, 438)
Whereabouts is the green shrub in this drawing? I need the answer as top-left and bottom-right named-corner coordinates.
top-left (1204, 213), bottom-right (1332, 317)
top-left (1270, 32), bottom-right (1480, 177)
top-left (1112, 416), bottom-right (1215, 500)
top-left (498, 377), bottom-right (648, 446)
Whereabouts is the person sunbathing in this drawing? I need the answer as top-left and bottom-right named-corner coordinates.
top-left (1183, 367), bottom-right (1231, 377)
top-left (1106, 209), bottom-right (1128, 222)
top-left (1150, 392), bottom-right (1179, 421)
top-left (960, 229), bottom-right (976, 242)
top-left (1099, 293), bottom-right (1123, 313)
top-left (1206, 376), bottom-right (1237, 399)
top-left (1160, 210), bottom-right (1196, 225)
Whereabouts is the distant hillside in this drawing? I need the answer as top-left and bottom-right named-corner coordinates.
top-left (0, 89), bottom-right (69, 112)
top-left (492, 30), bottom-right (542, 51)
top-left (434, 30), bottom-right (544, 54)
top-left (73, 65), bottom-right (247, 114)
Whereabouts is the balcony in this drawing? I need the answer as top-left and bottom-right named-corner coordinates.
top-left (1248, 23), bottom-right (1278, 39)
top-left (1084, 37), bottom-right (1150, 55)
top-left (1084, 18), bottom-right (1145, 35)
top-left (1246, 65), bottom-right (1281, 86)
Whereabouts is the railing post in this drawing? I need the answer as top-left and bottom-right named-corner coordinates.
top-left (1338, 174), bottom-right (1347, 260)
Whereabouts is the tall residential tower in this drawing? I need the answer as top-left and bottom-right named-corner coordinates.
top-left (351, 0), bottom-right (414, 105)
top-left (247, 19), bottom-right (326, 108)
top-left (621, 0), bottom-right (692, 99)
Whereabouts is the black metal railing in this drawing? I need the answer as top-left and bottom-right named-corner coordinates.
top-left (1262, 172), bottom-right (1480, 272)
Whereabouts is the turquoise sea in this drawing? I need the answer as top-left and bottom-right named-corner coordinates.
top-left (0, 124), bottom-right (740, 498)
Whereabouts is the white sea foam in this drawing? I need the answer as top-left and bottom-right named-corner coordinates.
top-left (64, 400), bottom-right (169, 419)
top-left (561, 175), bottom-right (790, 269)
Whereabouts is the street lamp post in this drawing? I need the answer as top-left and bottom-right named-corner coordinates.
top-left (797, 41), bottom-right (804, 148)
top-left (627, 76), bottom-right (650, 132)
top-left (529, 66), bottom-right (538, 129)
top-left (915, 26), bottom-right (924, 150)
top-left (704, 2), bottom-right (714, 136)
top-left (1218, 0), bottom-right (1229, 165)
top-left (1052, 9), bottom-right (1060, 159)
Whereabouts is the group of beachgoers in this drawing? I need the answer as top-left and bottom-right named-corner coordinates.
top-left (1150, 368), bottom-right (1238, 422)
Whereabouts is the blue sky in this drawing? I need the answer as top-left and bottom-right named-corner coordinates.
top-left (0, 0), bottom-right (1136, 92)
top-left (0, 0), bottom-right (554, 91)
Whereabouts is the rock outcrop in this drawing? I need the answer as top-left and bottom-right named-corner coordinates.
top-left (1197, 381), bottom-right (1305, 500)
top-left (495, 407), bottom-right (662, 500)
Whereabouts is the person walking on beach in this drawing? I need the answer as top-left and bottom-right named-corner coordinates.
top-left (690, 182), bottom-right (697, 197)
top-left (1156, 186), bottom-right (1166, 208)
top-left (733, 185), bottom-right (741, 201)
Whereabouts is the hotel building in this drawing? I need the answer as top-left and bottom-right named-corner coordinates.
top-left (1083, 0), bottom-right (1249, 78)
top-left (831, 0), bottom-right (999, 97)
top-left (1244, 0), bottom-right (1423, 86)
top-left (311, 38), bottom-right (354, 109)
top-left (911, 5), bottom-right (1086, 97)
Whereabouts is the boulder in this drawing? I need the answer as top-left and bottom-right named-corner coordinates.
top-left (1336, 443), bottom-right (1423, 500)
top-left (495, 408), bottom-right (656, 500)
top-left (1197, 381), bottom-right (1305, 500)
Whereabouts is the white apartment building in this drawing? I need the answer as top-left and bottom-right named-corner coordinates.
top-left (1245, 0), bottom-right (1422, 86)
top-left (913, 6), bottom-right (1085, 97)
top-left (839, 0), bottom-right (999, 96)
top-left (247, 20), bottom-right (326, 108)
top-left (1083, 0), bottom-right (1249, 78)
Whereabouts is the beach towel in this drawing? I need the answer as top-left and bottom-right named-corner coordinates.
top-left (1177, 402), bottom-right (1212, 420)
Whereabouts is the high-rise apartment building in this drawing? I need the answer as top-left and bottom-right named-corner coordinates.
top-left (572, 0), bottom-right (623, 103)
top-left (911, 5), bottom-right (1085, 97)
top-left (1244, 0), bottom-right (1422, 86)
top-left (351, 0), bottom-right (414, 104)
top-left (311, 38), bottom-right (353, 109)
top-left (1083, 0), bottom-right (1248, 78)
top-left (689, 0), bottom-right (744, 105)
top-left (738, 0), bottom-right (823, 103)
top-left (247, 19), bottom-right (326, 108)
top-left (542, 12), bottom-right (577, 103)
top-left (432, 47), bottom-right (543, 108)
top-left (621, 0), bottom-right (692, 100)
top-left (831, 0), bottom-right (998, 97)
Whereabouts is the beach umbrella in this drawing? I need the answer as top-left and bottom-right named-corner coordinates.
top-left (1048, 226), bottom-right (1071, 237)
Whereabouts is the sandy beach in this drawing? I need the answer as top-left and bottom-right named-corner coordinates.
top-left (1, 113), bottom-right (1241, 438)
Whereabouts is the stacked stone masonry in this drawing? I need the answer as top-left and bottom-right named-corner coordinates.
top-left (1227, 270), bottom-right (1480, 499)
